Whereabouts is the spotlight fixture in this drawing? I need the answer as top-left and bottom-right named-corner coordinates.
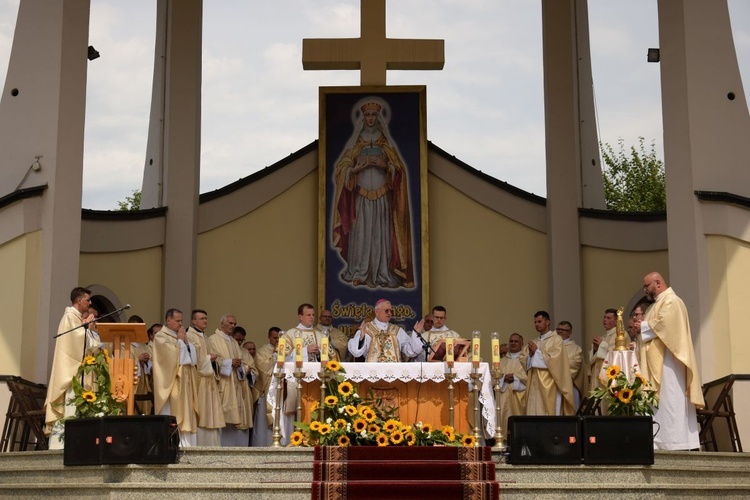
top-left (647, 48), bottom-right (660, 63)
top-left (87, 45), bottom-right (100, 61)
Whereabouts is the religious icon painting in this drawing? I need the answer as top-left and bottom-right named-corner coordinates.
top-left (318, 86), bottom-right (428, 337)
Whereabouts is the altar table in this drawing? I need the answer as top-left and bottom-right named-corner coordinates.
top-left (268, 362), bottom-right (496, 436)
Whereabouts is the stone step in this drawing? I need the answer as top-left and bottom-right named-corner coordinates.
top-left (3, 481), bottom-right (750, 500)
top-left (0, 482), bottom-right (312, 500)
top-left (496, 484), bottom-right (750, 500)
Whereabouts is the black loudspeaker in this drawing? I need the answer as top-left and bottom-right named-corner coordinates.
top-left (507, 416), bottom-right (581, 465)
top-left (64, 415), bottom-right (179, 466)
top-left (582, 416), bottom-right (654, 465)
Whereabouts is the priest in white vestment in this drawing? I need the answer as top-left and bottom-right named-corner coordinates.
top-left (209, 314), bottom-right (254, 447)
top-left (412, 306), bottom-right (467, 362)
top-left (252, 327), bottom-right (281, 446)
top-left (186, 309), bottom-right (226, 446)
top-left (44, 287), bottom-right (99, 449)
top-left (347, 299), bottom-right (423, 362)
top-left (153, 309), bottom-right (199, 447)
top-left (523, 311), bottom-right (575, 416)
top-left (497, 333), bottom-right (527, 435)
top-left (556, 322), bottom-right (586, 410)
top-left (637, 272), bottom-right (704, 450)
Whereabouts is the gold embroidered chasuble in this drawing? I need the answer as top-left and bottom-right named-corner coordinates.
top-left (45, 307), bottom-right (100, 433)
top-left (364, 321), bottom-right (402, 362)
top-left (152, 327), bottom-right (198, 433)
top-left (640, 287), bottom-right (704, 408)
top-left (524, 331), bottom-right (576, 416)
top-left (254, 343), bottom-right (276, 427)
top-left (564, 340), bottom-right (586, 397)
top-left (208, 330), bottom-right (252, 429)
top-left (186, 327), bottom-right (226, 429)
top-left (497, 352), bottom-right (527, 433)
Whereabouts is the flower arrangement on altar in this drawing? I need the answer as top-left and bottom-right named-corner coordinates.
top-left (290, 360), bottom-right (476, 447)
top-left (590, 363), bottom-right (659, 416)
top-left (68, 347), bottom-right (127, 419)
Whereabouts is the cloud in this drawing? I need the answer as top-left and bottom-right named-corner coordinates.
top-left (0, 0), bottom-right (748, 209)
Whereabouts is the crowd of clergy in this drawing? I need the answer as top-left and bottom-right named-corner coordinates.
top-left (44, 271), bottom-right (703, 451)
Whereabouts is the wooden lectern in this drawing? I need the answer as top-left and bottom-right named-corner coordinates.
top-left (97, 323), bottom-right (148, 416)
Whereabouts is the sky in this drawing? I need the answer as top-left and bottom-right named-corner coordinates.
top-left (0, 0), bottom-right (748, 210)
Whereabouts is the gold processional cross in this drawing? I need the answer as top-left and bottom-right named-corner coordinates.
top-left (302, 0), bottom-right (445, 86)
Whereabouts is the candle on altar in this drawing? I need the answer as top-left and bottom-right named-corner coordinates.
top-left (320, 335), bottom-right (329, 365)
top-left (491, 332), bottom-right (500, 368)
top-left (445, 336), bottom-right (454, 368)
top-left (472, 330), bottom-right (481, 368)
top-left (277, 337), bottom-right (286, 367)
top-left (294, 332), bottom-right (303, 368)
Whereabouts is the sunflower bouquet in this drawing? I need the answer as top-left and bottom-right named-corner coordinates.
top-left (68, 347), bottom-right (127, 419)
top-left (290, 361), bottom-right (475, 447)
top-left (590, 363), bottom-right (659, 416)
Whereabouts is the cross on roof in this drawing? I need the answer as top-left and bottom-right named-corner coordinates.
top-left (302, 0), bottom-right (445, 86)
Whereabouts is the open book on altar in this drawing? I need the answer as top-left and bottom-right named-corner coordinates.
top-left (427, 338), bottom-right (471, 362)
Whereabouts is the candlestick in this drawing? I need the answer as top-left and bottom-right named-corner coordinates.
top-left (294, 332), bottom-right (303, 368)
top-left (491, 332), bottom-right (500, 368)
top-left (276, 337), bottom-right (286, 367)
top-left (472, 330), bottom-right (481, 368)
top-left (445, 336), bottom-right (454, 367)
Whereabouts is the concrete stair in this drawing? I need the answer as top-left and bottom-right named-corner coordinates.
top-left (0, 448), bottom-right (749, 499)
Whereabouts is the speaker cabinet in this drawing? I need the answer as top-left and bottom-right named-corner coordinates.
top-left (64, 415), bottom-right (179, 466)
top-left (582, 416), bottom-right (654, 465)
top-left (507, 416), bottom-right (581, 465)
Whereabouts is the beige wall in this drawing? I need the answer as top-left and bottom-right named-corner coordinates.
top-left (0, 232), bottom-right (41, 380)
top-left (196, 171), bottom-right (318, 346)
top-left (428, 175), bottom-right (549, 356)
top-left (581, 246), bottom-right (669, 348)
top-left (706, 235), bottom-right (750, 380)
top-left (79, 247), bottom-right (164, 326)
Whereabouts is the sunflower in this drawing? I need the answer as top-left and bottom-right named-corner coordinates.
top-left (383, 420), bottom-right (398, 433)
top-left (309, 401), bottom-right (320, 414)
top-left (404, 432), bottom-right (416, 446)
top-left (324, 395), bottom-right (339, 406)
top-left (368, 423), bottom-right (380, 434)
top-left (326, 360), bottom-right (341, 372)
top-left (362, 409), bottom-right (377, 423)
top-left (462, 435), bottom-right (476, 447)
top-left (421, 423), bottom-right (432, 434)
top-left (319, 423), bottom-right (332, 435)
top-left (344, 405), bottom-right (358, 417)
top-left (442, 425), bottom-right (455, 435)
top-left (83, 356), bottom-right (96, 366)
top-left (334, 419), bottom-right (348, 430)
top-left (81, 391), bottom-right (97, 402)
top-left (376, 433), bottom-right (389, 446)
top-left (606, 365), bottom-right (621, 380)
top-left (353, 418), bottom-right (368, 433)
top-left (290, 431), bottom-right (305, 446)
top-left (443, 429), bottom-right (456, 442)
top-left (337, 381), bottom-right (354, 397)
top-left (636, 374), bottom-right (649, 387)
top-left (618, 388), bottom-right (634, 404)
top-left (390, 430), bottom-right (404, 445)
top-left (310, 421), bottom-right (322, 432)
top-left (337, 435), bottom-right (350, 447)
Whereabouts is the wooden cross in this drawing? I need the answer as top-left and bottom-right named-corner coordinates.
top-left (302, 0), bottom-right (445, 86)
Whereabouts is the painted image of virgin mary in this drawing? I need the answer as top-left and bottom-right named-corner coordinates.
top-left (331, 96), bottom-right (415, 289)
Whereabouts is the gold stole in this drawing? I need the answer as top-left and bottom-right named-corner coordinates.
top-left (364, 322), bottom-right (401, 362)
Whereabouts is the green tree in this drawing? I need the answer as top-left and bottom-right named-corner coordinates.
top-left (601, 137), bottom-right (666, 212)
top-left (116, 189), bottom-right (141, 211)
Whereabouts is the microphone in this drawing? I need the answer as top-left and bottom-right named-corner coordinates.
top-left (414, 330), bottom-right (429, 347)
top-left (124, 304), bottom-right (131, 309)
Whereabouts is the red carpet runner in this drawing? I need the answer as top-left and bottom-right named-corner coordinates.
top-left (311, 446), bottom-right (499, 500)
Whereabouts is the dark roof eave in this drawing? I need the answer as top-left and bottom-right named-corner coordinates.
top-left (0, 184), bottom-right (47, 210)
